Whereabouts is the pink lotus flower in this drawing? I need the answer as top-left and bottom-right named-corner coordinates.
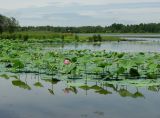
top-left (64, 59), bottom-right (71, 65)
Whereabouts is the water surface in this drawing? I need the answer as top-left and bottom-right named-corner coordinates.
top-left (0, 73), bottom-right (160, 118)
top-left (44, 37), bottom-right (160, 52)
top-left (1, 35), bottom-right (160, 118)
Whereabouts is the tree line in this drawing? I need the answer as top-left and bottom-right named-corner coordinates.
top-left (1, 14), bottom-right (160, 33)
top-left (0, 14), bottom-right (19, 34)
top-left (20, 23), bottom-right (160, 33)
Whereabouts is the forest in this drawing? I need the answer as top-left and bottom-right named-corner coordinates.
top-left (20, 23), bottom-right (160, 33)
top-left (0, 14), bottom-right (19, 34)
top-left (0, 14), bottom-right (160, 33)
top-left (1, 0), bottom-right (160, 118)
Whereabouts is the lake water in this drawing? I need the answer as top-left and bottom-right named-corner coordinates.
top-left (1, 35), bottom-right (160, 118)
top-left (78, 33), bottom-right (160, 38)
top-left (44, 37), bottom-right (160, 52)
top-left (1, 73), bottom-right (160, 118)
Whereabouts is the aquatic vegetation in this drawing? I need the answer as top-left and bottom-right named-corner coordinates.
top-left (0, 40), bottom-right (159, 90)
top-left (0, 32), bottom-right (124, 42)
top-left (64, 59), bottom-right (71, 65)
top-left (0, 72), bottom-right (159, 98)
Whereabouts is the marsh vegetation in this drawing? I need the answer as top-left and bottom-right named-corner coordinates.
top-left (1, 14), bottom-right (160, 118)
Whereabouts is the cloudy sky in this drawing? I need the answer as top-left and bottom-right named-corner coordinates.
top-left (0, 0), bottom-right (160, 26)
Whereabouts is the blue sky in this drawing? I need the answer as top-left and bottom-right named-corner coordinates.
top-left (0, 0), bottom-right (160, 26)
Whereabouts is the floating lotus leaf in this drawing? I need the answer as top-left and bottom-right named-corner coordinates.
top-left (12, 59), bottom-right (24, 69)
top-left (63, 63), bottom-right (76, 74)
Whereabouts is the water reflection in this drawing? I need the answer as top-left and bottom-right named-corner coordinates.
top-left (63, 86), bottom-right (78, 95)
top-left (1, 73), bottom-right (160, 118)
top-left (12, 80), bottom-right (31, 90)
top-left (148, 85), bottom-right (160, 92)
top-left (44, 37), bottom-right (160, 52)
top-left (42, 78), bottom-right (60, 95)
top-left (1, 73), bottom-right (160, 98)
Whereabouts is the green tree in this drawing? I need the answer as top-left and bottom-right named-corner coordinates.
top-left (0, 14), bottom-right (19, 34)
top-left (8, 17), bottom-right (19, 34)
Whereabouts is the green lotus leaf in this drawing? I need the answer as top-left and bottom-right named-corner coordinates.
top-left (12, 59), bottom-right (24, 69)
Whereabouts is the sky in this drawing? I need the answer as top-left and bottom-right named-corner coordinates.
top-left (0, 0), bottom-right (160, 26)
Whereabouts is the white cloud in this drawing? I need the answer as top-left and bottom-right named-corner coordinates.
top-left (0, 0), bottom-right (160, 26)
top-left (0, 0), bottom-right (52, 9)
top-left (0, 0), bottom-right (160, 9)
